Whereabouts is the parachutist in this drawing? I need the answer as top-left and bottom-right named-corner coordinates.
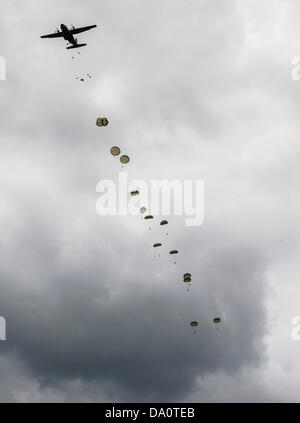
top-left (120, 155), bottom-right (130, 165)
top-left (110, 146), bottom-right (120, 156)
top-left (40, 23), bottom-right (97, 50)
top-left (96, 117), bottom-right (109, 127)
top-left (190, 321), bottom-right (198, 334)
top-left (213, 318), bottom-right (221, 331)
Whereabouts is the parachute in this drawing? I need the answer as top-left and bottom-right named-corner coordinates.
top-left (140, 207), bottom-right (147, 214)
top-left (120, 155), bottom-right (130, 164)
top-left (153, 242), bottom-right (162, 258)
top-left (96, 117), bottom-right (109, 127)
top-left (110, 146), bottom-right (121, 156)
top-left (213, 317), bottom-right (221, 331)
top-left (131, 190), bottom-right (139, 196)
top-left (169, 249), bottom-right (178, 264)
top-left (190, 321), bottom-right (198, 334)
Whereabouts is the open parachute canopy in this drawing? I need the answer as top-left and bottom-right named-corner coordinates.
top-left (160, 220), bottom-right (168, 226)
top-left (213, 318), bottom-right (221, 324)
top-left (130, 190), bottom-right (139, 196)
top-left (190, 321), bottom-right (198, 327)
top-left (110, 146), bottom-right (121, 156)
top-left (144, 215), bottom-right (154, 220)
top-left (169, 250), bottom-right (178, 255)
top-left (120, 155), bottom-right (130, 164)
top-left (96, 117), bottom-right (109, 127)
top-left (153, 243), bottom-right (162, 248)
top-left (183, 273), bottom-right (192, 283)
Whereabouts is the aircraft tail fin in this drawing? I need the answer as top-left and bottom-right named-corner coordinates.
top-left (67, 43), bottom-right (87, 49)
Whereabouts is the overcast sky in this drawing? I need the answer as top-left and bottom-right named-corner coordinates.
top-left (1, 0), bottom-right (300, 402)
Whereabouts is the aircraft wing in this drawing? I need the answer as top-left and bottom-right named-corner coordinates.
top-left (40, 31), bottom-right (64, 39)
top-left (70, 25), bottom-right (97, 35)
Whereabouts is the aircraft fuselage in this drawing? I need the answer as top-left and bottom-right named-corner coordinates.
top-left (60, 24), bottom-right (76, 45)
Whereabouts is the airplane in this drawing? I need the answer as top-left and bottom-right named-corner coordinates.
top-left (40, 23), bottom-right (97, 49)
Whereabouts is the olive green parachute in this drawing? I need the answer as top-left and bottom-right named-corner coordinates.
top-left (96, 117), bottom-right (109, 127)
top-left (144, 215), bottom-right (154, 220)
top-left (120, 155), bottom-right (130, 164)
top-left (110, 146), bottom-right (121, 156)
top-left (169, 250), bottom-right (178, 255)
top-left (160, 220), bottom-right (168, 226)
top-left (190, 321), bottom-right (198, 327)
top-left (213, 318), bottom-right (221, 324)
top-left (184, 274), bottom-right (192, 292)
top-left (153, 243), bottom-right (162, 248)
top-left (131, 190), bottom-right (139, 196)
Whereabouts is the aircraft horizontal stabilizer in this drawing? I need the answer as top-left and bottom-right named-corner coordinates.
top-left (66, 43), bottom-right (87, 49)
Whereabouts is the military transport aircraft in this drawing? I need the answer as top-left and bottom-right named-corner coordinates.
top-left (40, 23), bottom-right (97, 49)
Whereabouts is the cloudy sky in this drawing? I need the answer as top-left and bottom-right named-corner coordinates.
top-left (1, 0), bottom-right (300, 402)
